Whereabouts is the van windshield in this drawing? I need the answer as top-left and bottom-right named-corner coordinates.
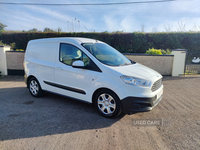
top-left (82, 43), bottom-right (133, 66)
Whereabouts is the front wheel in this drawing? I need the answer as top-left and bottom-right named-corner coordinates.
top-left (28, 77), bottom-right (44, 97)
top-left (94, 90), bottom-right (122, 118)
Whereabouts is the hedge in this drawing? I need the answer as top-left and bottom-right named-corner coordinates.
top-left (0, 32), bottom-right (200, 53)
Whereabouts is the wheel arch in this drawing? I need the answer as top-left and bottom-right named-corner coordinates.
top-left (92, 88), bottom-right (120, 105)
top-left (27, 75), bottom-right (37, 88)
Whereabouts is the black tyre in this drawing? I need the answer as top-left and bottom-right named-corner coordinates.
top-left (94, 89), bottom-right (122, 118)
top-left (28, 77), bottom-right (44, 97)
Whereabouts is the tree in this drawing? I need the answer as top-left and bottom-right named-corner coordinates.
top-left (0, 22), bottom-right (7, 31)
top-left (177, 20), bottom-right (187, 32)
top-left (57, 27), bottom-right (62, 32)
top-left (164, 24), bottom-right (173, 32)
top-left (28, 28), bottom-right (38, 32)
top-left (43, 27), bottom-right (54, 32)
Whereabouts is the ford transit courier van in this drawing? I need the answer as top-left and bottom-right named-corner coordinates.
top-left (24, 37), bottom-right (163, 118)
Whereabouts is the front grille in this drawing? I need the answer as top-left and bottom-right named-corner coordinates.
top-left (151, 78), bottom-right (162, 92)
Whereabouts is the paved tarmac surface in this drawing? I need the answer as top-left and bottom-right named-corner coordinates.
top-left (0, 76), bottom-right (200, 150)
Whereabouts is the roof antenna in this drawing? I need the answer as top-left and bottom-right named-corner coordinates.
top-left (84, 26), bottom-right (98, 42)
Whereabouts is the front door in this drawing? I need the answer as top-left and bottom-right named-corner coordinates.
top-left (54, 43), bottom-right (101, 102)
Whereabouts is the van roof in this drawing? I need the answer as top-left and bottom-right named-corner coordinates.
top-left (29, 37), bottom-right (101, 44)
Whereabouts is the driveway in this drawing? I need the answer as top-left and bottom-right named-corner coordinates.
top-left (0, 76), bottom-right (200, 150)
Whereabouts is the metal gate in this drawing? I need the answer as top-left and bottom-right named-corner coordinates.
top-left (185, 52), bottom-right (200, 75)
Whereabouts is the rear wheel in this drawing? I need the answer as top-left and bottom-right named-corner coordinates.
top-left (94, 90), bottom-right (122, 118)
top-left (28, 77), bottom-right (44, 97)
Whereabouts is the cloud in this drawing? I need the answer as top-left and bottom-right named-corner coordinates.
top-left (23, 5), bottom-right (97, 32)
top-left (103, 15), bottom-right (118, 31)
top-left (103, 15), bottom-right (140, 32)
top-left (25, 5), bottom-right (72, 21)
top-left (152, 17), bottom-right (200, 32)
top-left (120, 17), bottom-right (140, 32)
top-left (1, 7), bottom-right (46, 30)
top-left (1, 0), bottom-right (200, 32)
top-left (170, 0), bottom-right (200, 14)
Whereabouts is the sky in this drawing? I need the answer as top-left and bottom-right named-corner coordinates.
top-left (0, 0), bottom-right (200, 32)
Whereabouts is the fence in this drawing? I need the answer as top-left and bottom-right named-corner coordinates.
top-left (185, 52), bottom-right (200, 75)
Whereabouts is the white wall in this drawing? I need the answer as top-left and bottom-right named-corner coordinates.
top-left (6, 51), bottom-right (25, 70)
top-left (125, 54), bottom-right (173, 76)
top-left (0, 46), bottom-right (11, 75)
top-left (171, 50), bottom-right (187, 76)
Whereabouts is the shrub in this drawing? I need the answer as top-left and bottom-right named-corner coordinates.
top-left (161, 49), bottom-right (171, 54)
top-left (146, 48), bottom-right (172, 55)
top-left (1, 32), bottom-right (200, 52)
top-left (146, 48), bottom-right (162, 55)
top-left (0, 40), bottom-right (16, 49)
top-left (9, 42), bottom-right (16, 50)
top-left (16, 49), bottom-right (24, 51)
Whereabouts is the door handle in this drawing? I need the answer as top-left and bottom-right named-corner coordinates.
top-left (56, 66), bottom-right (63, 70)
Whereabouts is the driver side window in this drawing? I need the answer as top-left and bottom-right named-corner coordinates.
top-left (60, 43), bottom-right (81, 66)
top-left (59, 43), bottom-right (89, 67)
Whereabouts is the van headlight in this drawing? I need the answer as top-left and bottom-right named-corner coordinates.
top-left (121, 76), bottom-right (151, 87)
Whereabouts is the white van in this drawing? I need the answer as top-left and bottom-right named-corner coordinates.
top-left (24, 37), bottom-right (163, 118)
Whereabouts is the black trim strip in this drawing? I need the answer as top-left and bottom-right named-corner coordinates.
top-left (44, 81), bottom-right (86, 95)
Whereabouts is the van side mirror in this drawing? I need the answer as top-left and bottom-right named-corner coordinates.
top-left (72, 60), bottom-right (85, 68)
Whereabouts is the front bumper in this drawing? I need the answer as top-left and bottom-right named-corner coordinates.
top-left (121, 94), bottom-right (163, 114)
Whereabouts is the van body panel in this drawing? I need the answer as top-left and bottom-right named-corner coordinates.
top-left (25, 42), bottom-right (59, 91)
top-left (108, 63), bottom-right (160, 79)
top-left (54, 62), bottom-right (123, 102)
top-left (24, 37), bottom-right (164, 115)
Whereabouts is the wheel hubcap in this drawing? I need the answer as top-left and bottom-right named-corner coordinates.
top-left (97, 93), bottom-right (116, 115)
top-left (30, 80), bottom-right (39, 95)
